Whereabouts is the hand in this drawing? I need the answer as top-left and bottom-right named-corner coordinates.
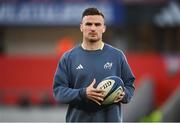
top-left (114, 91), bottom-right (125, 103)
top-left (86, 78), bottom-right (105, 105)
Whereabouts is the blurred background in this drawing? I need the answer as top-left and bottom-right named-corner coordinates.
top-left (0, 0), bottom-right (180, 122)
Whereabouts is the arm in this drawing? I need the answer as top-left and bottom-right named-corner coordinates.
top-left (53, 53), bottom-right (86, 105)
top-left (120, 53), bottom-right (135, 104)
top-left (53, 53), bottom-right (104, 105)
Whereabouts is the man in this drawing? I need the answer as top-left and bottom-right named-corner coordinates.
top-left (53, 7), bottom-right (135, 122)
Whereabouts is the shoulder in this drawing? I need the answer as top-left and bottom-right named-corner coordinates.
top-left (61, 45), bottom-right (81, 61)
top-left (105, 43), bottom-right (125, 57)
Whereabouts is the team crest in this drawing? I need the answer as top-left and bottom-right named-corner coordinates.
top-left (104, 62), bottom-right (113, 70)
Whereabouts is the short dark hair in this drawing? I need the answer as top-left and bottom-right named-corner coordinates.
top-left (82, 7), bottom-right (104, 19)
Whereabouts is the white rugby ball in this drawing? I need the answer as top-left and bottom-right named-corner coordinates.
top-left (96, 76), bottom-right (124, 105)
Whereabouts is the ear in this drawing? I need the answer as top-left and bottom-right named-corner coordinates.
top-left (80, 23), bottom-right (83, 32)
top-left (103, 24), bottom-right (106, 33)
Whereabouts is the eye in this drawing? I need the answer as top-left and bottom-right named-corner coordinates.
top-left (85, 23), bottom-right (92, 26)
top-left (95, 23), bottom-right (101, 26)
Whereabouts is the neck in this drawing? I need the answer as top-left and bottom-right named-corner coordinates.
top-left (82, 40), bottom-right (104, 50)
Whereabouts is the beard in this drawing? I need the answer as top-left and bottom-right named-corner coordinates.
top-left (86, 34), bottom-right (100, 42)
top-left (88, 38), bottom-right (99, 42)
top-left (86, 38), bottom-right (100, 43)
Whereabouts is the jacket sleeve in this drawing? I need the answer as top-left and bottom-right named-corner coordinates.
top-left (53, 53), bottom-right (87, 105)
top-left (120, 53), bottom-right (135, 104)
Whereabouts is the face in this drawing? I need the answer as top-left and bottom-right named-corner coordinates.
top-left (80, 15), bottom-right (106, 42)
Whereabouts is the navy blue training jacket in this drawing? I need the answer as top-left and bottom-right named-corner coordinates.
top-left (53, 43), bottom-right (135, 122)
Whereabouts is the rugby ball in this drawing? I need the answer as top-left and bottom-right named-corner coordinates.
top-left (96, 76), bottom-right (124, 105)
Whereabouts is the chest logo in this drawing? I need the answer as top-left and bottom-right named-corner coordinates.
top-left (104, 62), bottom-right (113, 70)
top-left (76, 64), bottom-right (83, 70)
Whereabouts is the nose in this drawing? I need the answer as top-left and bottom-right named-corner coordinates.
top-left (90, 24), bottom-right (96, 31)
